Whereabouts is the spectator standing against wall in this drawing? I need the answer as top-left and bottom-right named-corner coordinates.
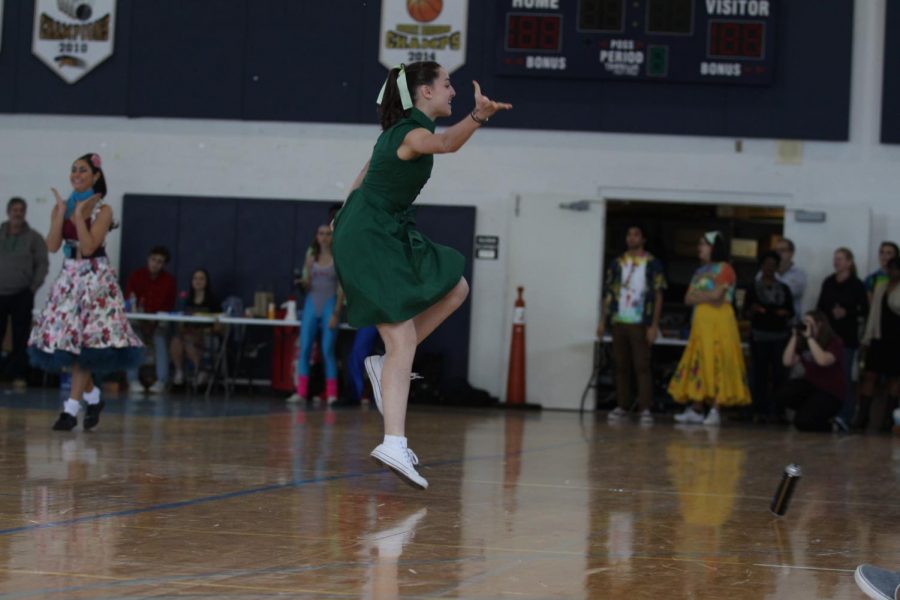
top-left (124, 246), bottom-right (176, 393)
top-left (773, 238), bottom-right (807, 318)
top-left (669, 232), bottom-right (751, 426)
top-left (864, 241), bottom-right (899, 303)
top-left (0, 198), bottom-right (49, 389)
top-left (745, 251), bottom-right (794, 423)
top-left (816, 247), bottom-right (868, 431)
top-left (598, 225), bottom-right (667, 425)
top-left (857, 257), bottom-right (900, 432)
top-left (290, 225), bottom-right (343, 405)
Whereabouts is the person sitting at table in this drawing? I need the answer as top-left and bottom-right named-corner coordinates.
top-left (124, 245), bottom-right (176, 394)
top-left (597, 224), bottom-right (667, 425)
top-left (170, 268), bottom-right (219, 387)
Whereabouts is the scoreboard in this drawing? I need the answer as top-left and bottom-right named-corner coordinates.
top-left (496, 0), bottom-right (776, 85)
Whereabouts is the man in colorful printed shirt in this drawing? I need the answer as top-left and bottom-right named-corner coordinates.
top-left (598, 225), bottom-right (667, 424)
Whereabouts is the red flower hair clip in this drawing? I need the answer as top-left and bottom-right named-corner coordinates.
top-left (90, 153), bottom-right (102, 168)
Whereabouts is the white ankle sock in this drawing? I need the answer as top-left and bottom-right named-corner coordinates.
top-left (383, 434), bottom-right (407, 449)
top-left (83, 387), bottom-right (101, 405)
top-left (63, 399), bottom-right (81, 417)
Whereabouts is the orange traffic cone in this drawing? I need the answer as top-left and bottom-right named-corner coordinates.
top-left (504, 287), bottom-right (540, 410)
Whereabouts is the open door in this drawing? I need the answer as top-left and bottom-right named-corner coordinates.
top-left (505, 195), bottom-right (605, 410)
top-left (783, 205), bottom-right (872, 313)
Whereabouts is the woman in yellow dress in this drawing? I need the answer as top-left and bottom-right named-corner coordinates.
top-left (669, 231), bottom-right (751, 425)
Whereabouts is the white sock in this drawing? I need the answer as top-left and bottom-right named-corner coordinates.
top-left (383, 434), bottom-right (407, 449)
top-left (63, 399), bottom-right (81, 417)
top-left (83, 387), bottom-right (101, 405)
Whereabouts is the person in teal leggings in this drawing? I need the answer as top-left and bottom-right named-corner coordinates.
top-left (290, 224), bottom-right (343, 404)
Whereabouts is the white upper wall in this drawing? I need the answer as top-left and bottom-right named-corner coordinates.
top-left (1, 0), bottom-right (898, 403)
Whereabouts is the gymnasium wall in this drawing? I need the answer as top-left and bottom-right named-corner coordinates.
top-left (881, 0), bottom-right (900, 144)
top-left (0, 0), bottom-right (852, 140)
top-left (3, 0), bottom-right (900, 407)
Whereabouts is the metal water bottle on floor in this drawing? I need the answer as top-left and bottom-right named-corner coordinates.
top-left (770, 464), bottom-right (802, 516)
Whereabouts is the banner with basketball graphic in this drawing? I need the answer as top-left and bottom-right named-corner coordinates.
top-left (380, 0), bottom-right (468, 73)
top-left (32, 0), bottom-right (116, 84)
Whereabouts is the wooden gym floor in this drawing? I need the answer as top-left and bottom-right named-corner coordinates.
top-left (0, 389), bottom-right (896, 599)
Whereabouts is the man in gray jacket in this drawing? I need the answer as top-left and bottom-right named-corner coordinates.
top-left (0, 198), bottom-right (49, 389)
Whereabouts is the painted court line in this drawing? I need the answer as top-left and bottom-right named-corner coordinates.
top-left (0, 440), bottom-right (585, 537)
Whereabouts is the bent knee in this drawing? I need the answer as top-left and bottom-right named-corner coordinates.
top-left (379, 320), bottom-right (418, 349)
top-left (453, 278), bottom-right (470, 303)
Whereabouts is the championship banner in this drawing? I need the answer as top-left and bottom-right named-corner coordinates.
top-left (33, 0), bottom-right (116, 84)
top-left (380, 0), bottom-right (467, 73)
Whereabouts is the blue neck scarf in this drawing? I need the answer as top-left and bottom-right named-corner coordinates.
top-left (65, 188), bottom-right (95, 219)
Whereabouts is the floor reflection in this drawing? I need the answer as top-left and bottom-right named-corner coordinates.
top-left (0, 390), bottom-right (895, 599)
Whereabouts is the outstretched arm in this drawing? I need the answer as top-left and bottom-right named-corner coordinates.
top-left (399, 81), bottom-right (512, 157)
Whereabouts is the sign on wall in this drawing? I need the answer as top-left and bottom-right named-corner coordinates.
top-left (33, 0), bottom-right (116, 84)
top-left (380, 0), bottom-right (467, 73)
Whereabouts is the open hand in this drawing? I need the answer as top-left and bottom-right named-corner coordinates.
top-left (472, 81), bottom-right (512, 121)
top-left (51, 188), bottom-right (66, 215)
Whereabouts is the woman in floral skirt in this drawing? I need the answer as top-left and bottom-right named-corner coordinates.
top-left (28, 153), bottom-right (143, 431)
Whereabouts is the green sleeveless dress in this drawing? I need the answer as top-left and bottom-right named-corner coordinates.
top-left (332, 108), bottom-right (465, 327)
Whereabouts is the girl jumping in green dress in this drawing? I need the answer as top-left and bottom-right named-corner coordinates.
top-left (332, 62), bottom-right (511, 489)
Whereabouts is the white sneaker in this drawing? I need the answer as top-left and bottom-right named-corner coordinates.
top-left (607, 407), bottom-right (628, 421)
top-left (129, 381), bottom-right (146, 394)
top-left (173, 371), bottom-right (185, 386)
top-left (370, 443), bottom-right (427, 489)
top-left (148, 381), bottom-right (166, 394)
top-left (674, 407), bottom-right (705, 424)
top-left (640, 409), bottom-right (654, 425)
top-left (285, 393), bottom-right (304, 403)
top-left (364, 355), bottom-right (385, 415)
top-left (365, 355), bottom-right (426, 415)
top-left (703, 407), bottom-right (721, 426)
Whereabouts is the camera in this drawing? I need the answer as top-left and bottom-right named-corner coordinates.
top-left (793, 323), bottom-right (807, 336)
top-left (57, 0), bottom-right (93, 21)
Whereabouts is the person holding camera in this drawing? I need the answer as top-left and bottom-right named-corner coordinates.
top-left (773, 311), bottom-right (846, 432)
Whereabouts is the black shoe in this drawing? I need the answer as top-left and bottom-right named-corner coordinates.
top-left (83, 400), bottom-right (105, 431)
top-left (52, 412), bottom-right (78, 431)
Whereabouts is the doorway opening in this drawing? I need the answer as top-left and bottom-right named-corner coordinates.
top-left (603, 200), bottom-right (785, 337)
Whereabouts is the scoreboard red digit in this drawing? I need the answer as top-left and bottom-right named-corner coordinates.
top-left (496, 0), bottom-right (776, 84)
